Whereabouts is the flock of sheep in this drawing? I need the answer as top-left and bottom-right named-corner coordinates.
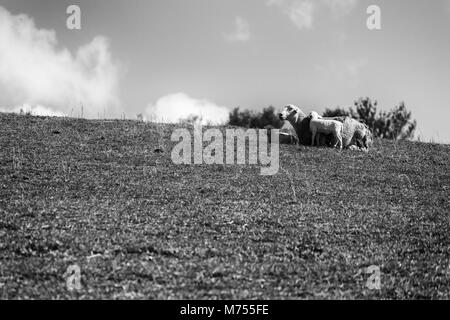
top-left (277, 104), bottom-right (373, 151)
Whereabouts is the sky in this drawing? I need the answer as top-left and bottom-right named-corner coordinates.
top-left (0, 0), bottom-right (449, 143)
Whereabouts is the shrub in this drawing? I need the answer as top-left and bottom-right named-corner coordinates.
top-left (324, 97), bottom-right (417, 140)
top-left (229, 106), bottom-right (282, 129)
top-left (322, 107), bottom-right (351, 118)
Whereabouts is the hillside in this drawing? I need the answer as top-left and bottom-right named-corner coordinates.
top-left (0, 113), bottom-right (449, 299)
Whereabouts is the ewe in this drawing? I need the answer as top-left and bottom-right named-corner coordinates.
top-left (309, 111), bottom-right (343, 149)
top-left (278, 104), bottom-right (313, 145)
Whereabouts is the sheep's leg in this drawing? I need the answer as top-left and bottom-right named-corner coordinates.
top-left (333, 132), bottom-right (342, 149)
top-left (311, 131), bottom-right (316, 146)
top-left (355, 135), bottom-right (363, 148)
top-left (337, 127), bottom-right (343, 149)
top-left (362, 135), bottom-right (368, 149)
top-left (331, 134), bottom-right (338, 148)
top-left (337, 132), bottom-right (343, 149)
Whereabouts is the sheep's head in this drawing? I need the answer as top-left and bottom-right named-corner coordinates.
top-left (309, 111), bottom-right (321, 120)
top-left (279, 104), bottom-right (301, 121)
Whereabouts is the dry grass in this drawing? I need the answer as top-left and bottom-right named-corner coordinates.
top-left (0, 113), bottom-right (449, 299)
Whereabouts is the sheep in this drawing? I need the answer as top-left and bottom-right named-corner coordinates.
top-left (278, 105), bottom-right (313, 145)
top-left (264, 124), bottom-right (299, 144)
top-left (309, 111), bottom-right (343, 149)
top-left (279, 105), bottom-right (373, 150)
top-left (354, 123), bottom-right (373, 150)
top-left (317, 117), bottom-right (373, 150)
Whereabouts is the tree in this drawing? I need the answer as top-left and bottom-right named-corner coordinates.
top-left (322, 97), bottom-right (417, 140)
top-left (322, 107), bottom-right (350, 117)
top-left (352, 97), bottom-right (378, 130)
top-left (228, 106), bottom-right (282, 129)
top-left (384, 102), bottom-right (417, 140)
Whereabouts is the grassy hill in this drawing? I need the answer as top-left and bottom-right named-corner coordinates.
top-left (0, 113), bottom-right (448, 299)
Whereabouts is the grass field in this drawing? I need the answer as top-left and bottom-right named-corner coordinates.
top-left (0, 113), bottom-right (449, 299)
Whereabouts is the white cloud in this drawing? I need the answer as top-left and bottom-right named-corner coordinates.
top-left (268, 0), bottom-right (358, 30)
top-left (267, 0), bottom-right (315, 30)
top-left (0, 104), bottom-right (65, 117)
top-left (287, 1), bottom-right (315, 30)
top-left (0, 6), bottom-right (121, 118)
top-left (145, 93), bottom-right (229, 125)
top-left (225, 16), bottom-right (251, 43)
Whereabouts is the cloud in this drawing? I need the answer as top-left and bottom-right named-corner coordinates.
top-left (267, 0), bottom-right (358, 30)
top-left (287, 1), bottom-right (315, 29)
top-left (267, 0), bottom-right (315, 30)
top-left (225, 16), bottom-right (251, 43)
top-left (0, 104), bottom-right (66, 117)
top-left (0, 6), bottom-right (121, 118)
top-left (145, 93), bottom-right (229, 125)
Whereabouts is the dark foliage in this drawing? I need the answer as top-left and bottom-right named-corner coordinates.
top-left (323, 97), bottom-right (417, 140)
top-left (229, 106), bottom-right (282, 129)
top-left (322, 107), bottom-right (351, 118)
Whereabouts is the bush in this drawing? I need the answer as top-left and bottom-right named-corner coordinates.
top-left (322, 107), bottom-right (350, 118)
top-left (324, 97), bottom-right (417, 140)
top-left (229, 106), bottom-right (282, 129)
top-left (384, 102), bottom-right (417, 140)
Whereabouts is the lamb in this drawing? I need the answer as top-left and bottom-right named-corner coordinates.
top-left (309, 111), bottom-right (343, 149)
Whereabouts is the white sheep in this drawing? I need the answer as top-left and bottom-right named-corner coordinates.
top-left (309, 111), bottom-right (343, 149)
